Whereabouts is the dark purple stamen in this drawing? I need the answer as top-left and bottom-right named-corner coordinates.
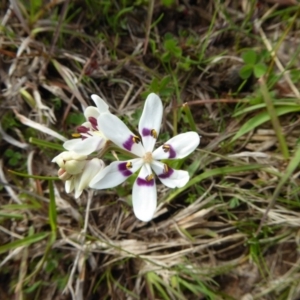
top-left (77, 126), bottom-right (89, 134)
top-left (158, 167), bottom-right (174, 179)
top-left (142, 128), bottom-right (151, 137)
top-left (137, 177), bottom-right (155, 186)
top-left (77, 125), bottom-right (90, 140)
top-left (123, 135), bottom-right (135, 151)
top-left (118, 162), bottom-right (132, 177)
top-left (88, 117), bottom-right (98, 130)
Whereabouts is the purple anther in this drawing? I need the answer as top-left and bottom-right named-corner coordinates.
top-left (158, 167), bottom-right (174, 179)
top-left (77, 126), bottom-right (90, 139)
top-left (77, 126), bottom-right (89, 134)
top-left (88, 117), bottom-right (98, 130)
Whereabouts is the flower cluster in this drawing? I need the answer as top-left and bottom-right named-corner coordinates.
top-left (52, 93), bottom-right (200, 221)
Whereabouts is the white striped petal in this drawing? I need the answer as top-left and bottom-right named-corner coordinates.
top-left (138, 93), bottom-right (163, 152)
top-left (77, 158), bottom-right (105, 196)
top-left (151, 160), bottom-right (189, 188)
top-left (65, 179), bottom-right (74, 194)
top-left (74, 178), bottom-right (83, 198)
top-left (91, 94), bottom-right (109, 112)
top-left (63, 136), bottom-right (105, 155)
top-left (89, 158), bottom-right (143, 189)
top-left (84, 106), bottom-right (100, 120)
top-left (97, 113), bottom-right (145, 157)
top-left (132, 165), bottom-right (157, 222)
top-left (152, 132), bottom-right (200, 160)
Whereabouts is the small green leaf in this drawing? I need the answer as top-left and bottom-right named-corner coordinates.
top-left (149, 77), bottom-right (159, 92)
top-left (242, 49), bottom-right (257, 65)
top-left (239, 65), bottom-right (253, 79)
top-left (66, 112), bottom-right (85, 126)
top-left (172, 46), bottom-right (182, 58)
top-left (164, 38), bottom-right (177, 51)
top-left (254, 63), bottom-right (267, 78)
top-left (161, 52), bottom-right (171, 63)
top-left (161, 0), bottom-right (175, 7)
top-left (160, 76), bottom-right (171, 90)
top-left (4, 149), bottom-right (14, 157)
top-left (9, 157), bottom-right (18, 166)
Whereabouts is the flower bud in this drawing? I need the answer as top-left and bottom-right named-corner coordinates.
top-left (63, 158), bottom-right (105, 198)
top-left (57, 168), bottom-right (72, 181)
top-left (52, 151), bottom-right (87, 175)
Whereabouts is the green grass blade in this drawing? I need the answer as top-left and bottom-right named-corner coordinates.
top-left (257, 145), bottom-right (300, 234)
top-left (259, 78), bottom-right (289, 159)
top-left (29, 137), bottom-right (64, 151)
top-left (0, 232), bottom-right (49, 254)
top-left (48, 180), bottom-right (57, 241)
top-left (165, 164), bottom-right (263, 203)
top-left (232, 106), bottom-right (300, 142)
top-left (8, 169), bottom-right (59, 180)
top-left (233, 100), bottom-right (298, 117)
top-left (181, 103), bottom-right (197, 131)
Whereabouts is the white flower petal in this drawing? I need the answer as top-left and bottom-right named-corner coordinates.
top-left (65, 179), bottom-right (74, 193)
top-left (84, 106), bottom-right (100, 119)
top-left (91, 94), bottom-right (109, 112)
top-left (81, 121), bottom-right (92, 129)
top-left (77, 158), bottom-right (105, 193)
top-left (132, 165), bottom-right (157, 222)
top-left (90, 158), bottom-right (143, 189)
top-left (138, 93), bottom-right (163, 152)
top-left (152, 132), bottom-right (200, 160)
top-left (97, 114), bottom-right (145, 157)
top-left (53, 151), bottom-right (86, 162)
top-left (151, 161), bottom-right (189, 188)
top-left (63, 136), bottom-right (105, 155)
top-left (73, 175), bottom-right (83, 198)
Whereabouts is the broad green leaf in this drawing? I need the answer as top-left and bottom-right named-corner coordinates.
top-left (232, 106), bottom-right (300, 141)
